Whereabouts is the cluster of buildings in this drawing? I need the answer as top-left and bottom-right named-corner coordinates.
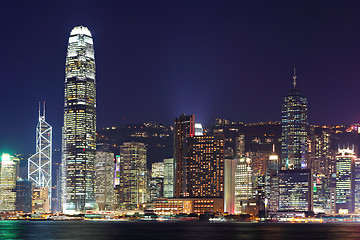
top-left (0, 25), bottom-right (359, 219)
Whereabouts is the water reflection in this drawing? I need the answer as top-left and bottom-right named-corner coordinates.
top-left (0, 221), bottom-right (22, 239)
top-left (0, 221), bottom-right (360, 240)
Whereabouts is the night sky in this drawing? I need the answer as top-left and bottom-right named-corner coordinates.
top-left (1, 1), bottom-right (360, 154)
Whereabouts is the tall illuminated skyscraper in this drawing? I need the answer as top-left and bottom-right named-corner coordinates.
top-left (336, 147), bottom-right (355, 214)
top-left (189, 135), bottom-right (225, 198)
top-left (234, 157), bottom-right (253, 214)
top-left (118, 142), bottom-right (147, 209)
top-left (0, 154), bottom-right (19, 211)
top-left (174, 114), bottom-right (195, 198)
top-left (62, 26), bottom-right (97, 214)
top-left (28, 102), bottom-right (52, 209)
top-left (281, 69), bottom-right (308, 170)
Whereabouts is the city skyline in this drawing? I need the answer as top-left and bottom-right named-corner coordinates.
top-left (2, 1), bottom-right (360, 155)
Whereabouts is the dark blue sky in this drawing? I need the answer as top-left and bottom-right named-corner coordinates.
top-left (1, 0), bottom-right (360, 154)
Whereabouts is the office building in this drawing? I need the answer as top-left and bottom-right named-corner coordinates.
top-left (279, 169), bottom-right (313, 212)
top-left (311, 130), bottom-right (332, 176)
top-left (354, 158), bottom-right (360, 213)
top-left (313, 174), bottom-right (331, 214)
top-left (234, 157), bottom-right (253, 214)
top-left (114, 155), bottom-right (121, 207)
top-left (174, 114), bottom-right (195, 198)
top-left (95, 144), bottom-right (115, 210)
top-left (62, 26), bottom-right (97, 214)
top-left (32, 187), bottom-right (50, 213)
top-left (151, 162), bottom-right (164, 178)
top-left (118, 142), bottom-right (147, 209)
top-left (15, 179), bottom-right (32, 213)
top-left (28, 103), bottom-right (52, 210)
top-left (224, 158), bottom-right (236, 214)
top-left (163, 158), bottom-right (174, 198)
top-left (155, 198), bottom-right (224, 215)
top-left (281, 69), bottom-right (308, 170)
top-left (0, 154), bottom-right (19, 211)
top-left (149, 178), bottom-right (163, 201)
top-left (188, 134), bottom-right (225, 197)
top-left (336, 147), bottom-right (355, 214)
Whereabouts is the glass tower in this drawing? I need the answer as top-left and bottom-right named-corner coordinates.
top-left (62, 26), bottom-right (96, 214)
top-left (118, 142), bottom-right (147, 209)
top-left (335, 147), bottom-right (355, 214)
top-left (281, 70), bottom-right (308, 170)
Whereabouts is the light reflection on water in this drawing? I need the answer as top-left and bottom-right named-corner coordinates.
top-left (1, 221), bottom-right (360, 240)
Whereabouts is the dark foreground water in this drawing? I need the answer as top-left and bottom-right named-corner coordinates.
top-left (1, 221), bottom-right (360, 240)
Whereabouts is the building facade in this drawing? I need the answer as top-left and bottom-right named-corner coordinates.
top-left (151, 162), bottom-right (164, 178)
top-left (15, 179), bottom-right (32, 213)
top-left (28, 103), bottom-right (52, 210)
top-left (32, 187), bottom-right (50, 213)
top-left (336, 147), bottom-right (355, 214)
top-left (95, 144), bottom-right (115, 210)
top-left (118, 142), bottom-right (147, 209)
top-left (189, 135), bottom-right (225, 198)
top-left (62, 26), bottom-right (97, 214)
top-left (279, 169), bottom-right (313, 212)
top-left (174, 114), bottom-right (195, 198)
top-left (281, 71), bottom-right (308, 170)
top-left (0, 154), bottom-right (19, 211)
top-left (234, 157), bottom-right (253, 213)
top-left (163, 158), bottom-right (174, 198)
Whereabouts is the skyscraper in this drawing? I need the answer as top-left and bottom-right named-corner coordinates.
top-left (335, 147), bottom-right (355, 214)
top-left (234, 157), bottom-right (253, 213)
top-left (174, 114), bottom-right (195, 198)
top-left (189, 134), bottom-right (225, 197)
top-left (278, 168), bottom-right (313, 212)
top-left (0, 154), bottom-right (19, 211)
top-left (118, 142), bottom-right (147, 209)
top-left (281, 69), bottom-right (308, 170)
top-left (95, 144), bottom-right (115, 210)
top-left (163, 158), bottom-right (174, 198)
top-left (62, 26), bottom-right (97, 214)
top-left (174, 114), bottom-right (225, 199)
top-left (28, 102), bottom-right (52, 209)
top-left (279, 70), bottom-right (312, 212)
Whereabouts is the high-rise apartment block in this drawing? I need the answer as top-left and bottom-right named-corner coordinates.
top-left (62, 26), bottom-right (97, 214)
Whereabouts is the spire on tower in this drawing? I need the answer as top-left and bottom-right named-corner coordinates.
top-left (293, 67), bottom-right (297, 88)
top-left (43, 101), bottom-right (45, 119)
top-left (38, 102), bottom-right (41, 120)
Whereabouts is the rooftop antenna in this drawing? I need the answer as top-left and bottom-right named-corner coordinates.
top-left (293, 67), bottom-right (297, 88)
